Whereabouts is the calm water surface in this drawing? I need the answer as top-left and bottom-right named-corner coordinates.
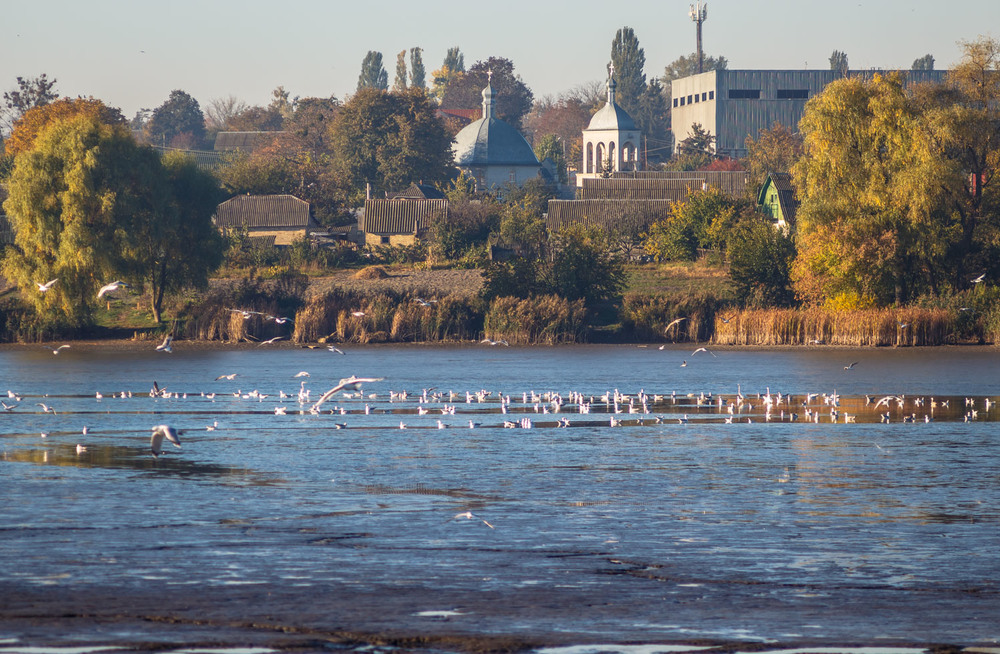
top-left (1, 344), bottom-right (998, 650)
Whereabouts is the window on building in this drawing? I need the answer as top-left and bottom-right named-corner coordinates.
top-left (694, 94), bottom-right (700, 103)
top-left (509, 170), bottom-right (516, 182)
top-left (679, 97), bottom-right (685, 106)
top-left (709, 91), bottom-right (714, 100)
top-left (687, 95), bottom-right (693, 104)
top-left (701, 92), bottom-right (707, 101)
top-left (673, 98), bottom-right (678, 107)
top-left (728, 89), bottom-right (761, 99)
top-left (777, 89), bottom-right (809, 99)
top-left (380, 235), bottom-right (390, 245)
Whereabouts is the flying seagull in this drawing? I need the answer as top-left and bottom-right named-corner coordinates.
top-left (691, 346), bottom-right (716, 357)
top-left (36, 279), bottom-right (58, 292)
top-left (156, 334), bottom-right (173, 353)
top-left (150, 424), bottom-right (182, 457)
top-left (664, 317), bottom-right (687, 333)
top-left (972, 273), bottom-right (986, 284)
top-left (448, 510), bottom-right (494, 529)
top-left (844, 361), bottom-right (859, 370)
top-left (215, 373), bottom-right (237, 381)
top-left (259, 336), bottom-right (286, 345)
top-left (311, 376), bottom-right (385, 411)
top-left (97, 281), bottom-right (129, 299)
top-left (51, 344), bottom-right (71, 355)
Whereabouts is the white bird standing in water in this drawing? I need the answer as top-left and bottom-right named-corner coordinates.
top-left (150, 424), bottom-right (182, 457)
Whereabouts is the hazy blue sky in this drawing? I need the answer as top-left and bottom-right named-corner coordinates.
top-left (4, 0), bottom-right (997, 119)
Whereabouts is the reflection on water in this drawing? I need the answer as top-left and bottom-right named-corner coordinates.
top-left (1, 345), bottom-right (999, 647)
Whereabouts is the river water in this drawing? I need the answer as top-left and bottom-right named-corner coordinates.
top-left (1, 343), bottom-right (998, 652)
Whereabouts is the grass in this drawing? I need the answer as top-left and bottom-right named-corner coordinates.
top-left (625, 260), bottom-right (734, 299)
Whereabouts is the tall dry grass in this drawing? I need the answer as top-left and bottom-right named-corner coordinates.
top-left (483, 295), bottom-right (587, 345)
top-left (711, 307), bottom-right (957, 346)
top-left (618, 292), bottom-right (726, 343)
top-left (293, 289), bottom-right (484, 344)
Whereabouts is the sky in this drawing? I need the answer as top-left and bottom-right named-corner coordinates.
top-left (4, 0), bottom-right (998, 120)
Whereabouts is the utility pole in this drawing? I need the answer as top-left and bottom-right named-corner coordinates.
top-left (689, 1), bottom-right (707, 74)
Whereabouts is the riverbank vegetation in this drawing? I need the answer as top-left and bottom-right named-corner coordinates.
top-left (2, 39), bottom-right (999, 347)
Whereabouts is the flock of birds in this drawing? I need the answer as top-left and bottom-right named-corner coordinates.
top-left (4, 365), bottom-right (995, 464)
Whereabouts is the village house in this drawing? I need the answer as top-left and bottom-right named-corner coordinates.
top-left (213, 194), bottom-right (320, 247)
top-left (359, 184), bottom-right (448, 247)
top-left (756, 172), bottom-right (798, 232)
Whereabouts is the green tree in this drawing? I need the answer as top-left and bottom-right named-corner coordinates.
top-left (409, 47), bottom-right (426, 89)
top-left (393, 50), bottom-right (408, 92)
top-left (440, 57), bottom-right (534, 129)
top-left (610, 27), bottom-right (646, 119)
top-left (548, 223), bottom-right (626, 306)
top-left (145, 89), bottom-right (206, 149)
top-left (268, 86), bottom-right (296, 122)
top-left (829, 50), bottom-right (849, 74)
top-left (727, 213), bottom-right (796, 307)
top-left (329, 87), bottom-right (453, 202)
top-left (912, 54), bottom-right (935, 70)
top-left (634, 77), bottom-right (669, 161)
top-left (357, 51), bottom-right (388, 91)
top-left (642, 187), bottom-right (742, 261)
top-left (3, 114), bottom-right (224, 325)
top-left (2, 74), bottom-right (59, 133)
top-left (132, 152), bottom-right (225, 321)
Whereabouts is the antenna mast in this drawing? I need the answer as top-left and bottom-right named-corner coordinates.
top-left (689, 1), bottom-right (708, 74)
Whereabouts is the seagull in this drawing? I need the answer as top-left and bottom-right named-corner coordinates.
top-left (691, 347), bottom-right (716, 357)
top-left (259, 336), bottom-right (286, 345)
top-left (150, 424), bottom-right (182, 457)
top-left (268, 315), bottom-right (293, 324)
top-left (293, 371), bottom-right (310, 378)
top-left (327, 346), bottom-right (345, 355)
top-left (215, 373), bottom-right (237, 381)
top-left (448, 511), bottom-right (494, 529)
top-left (52, 344), bottom-right (70, 355)
top-left (844, 361), bottom-right (859, 370)
top-left (664, 317), bottom-right (687, 333)
top-left (37, 403), bottom-right (56, 414)
top-left (97, 280), bottom-right (129, 299)
top-left (156, 334), bottom-right (173, 353)
top-left (680, 360), bottom-right (687, 367)
top-left (897, 321), bottom-right (909, 329)
top-left (414, 298), bottom-right (437, 306)
top-left (36, 278), bottom-right (58, 292)
top-left (311, 376), bottom-right (385, 411)
top-left (972, 273), bottom-right (986, 284)
top-left (350, 311), bottom-right (366, 317)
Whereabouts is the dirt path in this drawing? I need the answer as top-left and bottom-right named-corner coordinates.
top-left (304, 267), bottom-right (483, 299)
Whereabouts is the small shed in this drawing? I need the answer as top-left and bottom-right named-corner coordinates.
top-left (213, 194), bottom-right (319, 246)
top-left (756, 172), bottom-right (798, 231)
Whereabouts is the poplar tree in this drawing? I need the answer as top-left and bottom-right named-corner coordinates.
top-left (393, 50), bottom-right (408, 92)
top-left (357, 51), bottom-right (388, 92)
top-left (409, 47), bottom-right (426, 89)
top-left (610, 27), bottom-right (646, 118)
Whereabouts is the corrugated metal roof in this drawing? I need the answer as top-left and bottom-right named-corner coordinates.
top-left (388, 183), bottom-right (446, 200)
top-left (579, 177), bottom-right (705, 201)
top-left (546, 200), bottom-right (674, 235)
top-left (610, 170), bottom-right (750, 197)
top-left (361, 199), bottom-right (448, 235)
top-left (214, 195), bottom-right (313, 228)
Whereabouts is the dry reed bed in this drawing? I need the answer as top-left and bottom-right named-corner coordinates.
top-left (482, 295), bottom-right (587, 345)
top-left (712, 308), bottom-right (956, 346)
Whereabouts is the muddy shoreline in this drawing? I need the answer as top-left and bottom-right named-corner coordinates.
top-left (1, 581), bottom-right (978, 653)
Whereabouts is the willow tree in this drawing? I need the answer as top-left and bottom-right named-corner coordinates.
top-left (791, 73), bottom-right (948, 305)
top-left (2, 114), bottom-right (223, 325)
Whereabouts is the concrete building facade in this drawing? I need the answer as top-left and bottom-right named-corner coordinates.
top-left (670, 69), bottom-right (948, 158)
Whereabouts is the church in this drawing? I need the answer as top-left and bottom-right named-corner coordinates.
top-left (577, 65), bottom-right (642, 186)
top-left (452, 74), bottom-right (544, 190)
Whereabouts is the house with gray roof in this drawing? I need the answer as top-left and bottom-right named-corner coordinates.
top-left (213, 194), bottom-right (319, 246)
top-left (757, 172), bottom-right (798, 232)
top-left (360, 198), bottom-right (448, 247)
